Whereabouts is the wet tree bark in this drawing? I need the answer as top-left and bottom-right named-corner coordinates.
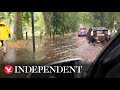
top-left (42, 12), bottom-right (51, 37)
top-left (14, 12), bottom-right (23, 40)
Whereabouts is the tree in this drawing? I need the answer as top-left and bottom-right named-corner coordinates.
top-left (103, 12), bottom-right (120, 31)
top-left (79, 12), bottom-right (95, 28)
top-left (34, 12), bottom-right (45, 32)
top-left (42, 12), bottom-right (52, 37)
top-left (22, 12), bottom-right (31, 31)
top-left (51, 12), bottom-right (80, 35)
top-left (14, 12), bottom-right (23, 40)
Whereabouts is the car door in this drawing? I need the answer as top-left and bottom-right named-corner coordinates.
top-left (86, 30), bottom-right (120, 78)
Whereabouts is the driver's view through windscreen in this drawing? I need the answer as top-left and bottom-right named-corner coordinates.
top-left (0, 12), bottom-right (119, 78)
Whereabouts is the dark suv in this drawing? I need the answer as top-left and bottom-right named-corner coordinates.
top-left (87, 27), bottom-right (111, 44)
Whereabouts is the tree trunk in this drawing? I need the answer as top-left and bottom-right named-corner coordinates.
top-left (42, 12), bottom-right (51, 36)
top-left (14, 12), bottom-right (23, 40)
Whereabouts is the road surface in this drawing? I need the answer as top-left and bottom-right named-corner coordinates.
top-left (0, 32), bottom-right (105, 78)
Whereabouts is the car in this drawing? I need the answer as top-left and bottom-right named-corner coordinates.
top-left (87, 27), bottom-right (111, 44)
top-left (78, 28), bottom-right (87, 37)
top-left (27, 28), bottom-right (120, 78)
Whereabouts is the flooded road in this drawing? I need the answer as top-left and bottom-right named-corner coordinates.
top-left (0, 32), bottom-right (104, 78)
top-left (0, 33), bottom-right (104, 64)
top-left (38, 33), bottom-right (104, 64)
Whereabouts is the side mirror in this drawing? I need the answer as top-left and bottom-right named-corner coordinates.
top-left (27, 58), bottom-right (83, 78)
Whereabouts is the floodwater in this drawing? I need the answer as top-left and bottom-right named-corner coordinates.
top-left (0, 32), bottom-right (104, 78)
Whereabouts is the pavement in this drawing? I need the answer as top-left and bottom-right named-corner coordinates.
top-left (0, 38), bottom-right (43, 65)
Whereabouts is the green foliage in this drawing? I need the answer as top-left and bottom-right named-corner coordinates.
top-left (22, 12), bottom-right (31, 31)
top-left (51, 12), bottom-right (80, 35)
top-left (34, 12), bottom-right (45, 32)
top-left (0, 12), bottom-right (13, 26)
top-left (79, 12), bottom-right (95, 28)
top-left (1, 12), bottom-right (120, 37)
top-left (79, 12), bottom-right (120, 31)
top-left (103, 12), bottom-right (120, 30)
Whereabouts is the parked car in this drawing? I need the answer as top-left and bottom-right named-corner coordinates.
top-left (78, 28), bottom-right (87, 37)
